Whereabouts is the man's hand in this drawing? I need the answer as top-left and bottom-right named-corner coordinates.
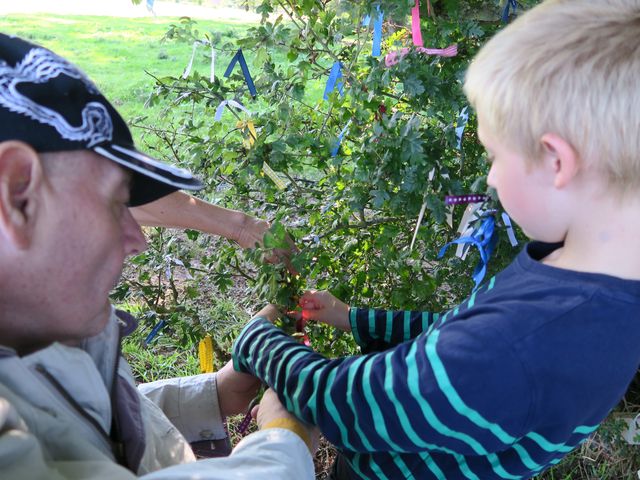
top-left (234, 215), bottom-right (270, 250)
top-left (297, 290), bottom-right (351, 331)
top-left (255, 389), bottom-right (319, 454)
top-left (216, 360), bottom-right (261, 417)
top-left (252, 304), bottom-right (282, 323)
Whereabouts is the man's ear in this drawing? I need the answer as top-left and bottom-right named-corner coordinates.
top-left (0, 141), bottom-right (43, 249)
top-left (540, 133), bottom-right (580, 189)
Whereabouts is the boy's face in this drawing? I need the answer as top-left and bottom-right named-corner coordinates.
top-left (477, 123), bottom-right (557, 242)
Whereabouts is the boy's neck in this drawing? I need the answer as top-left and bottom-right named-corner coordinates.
top-left (541, 194), bottom-right (640, 280)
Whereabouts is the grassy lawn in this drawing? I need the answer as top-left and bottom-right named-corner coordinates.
top-left (2, 13), bottom-right (254, 141)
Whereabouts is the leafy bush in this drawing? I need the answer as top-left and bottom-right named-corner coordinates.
top-left (122, 1), bottom-right (540, 347)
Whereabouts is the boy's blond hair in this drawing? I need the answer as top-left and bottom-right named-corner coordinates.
top-left (464, 0), bottom-right (640, 193)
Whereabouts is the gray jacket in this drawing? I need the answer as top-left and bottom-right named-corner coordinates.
top-left (0, 309), bottom-right (313, 479)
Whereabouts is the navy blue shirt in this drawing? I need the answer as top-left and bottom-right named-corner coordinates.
top-left (233, 242), bottom-right (640, 479)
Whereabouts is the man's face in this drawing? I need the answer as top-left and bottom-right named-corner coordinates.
top-left (33, 151), bottom-right (147, 343)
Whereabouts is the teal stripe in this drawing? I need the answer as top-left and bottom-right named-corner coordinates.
top-left (453, 307), bottom-right (459, 316)
top-left (426, 330), bottom-right (516, 444)
top-left (488, 276), bottom-right (496, 290)
top-left (288, 357), bottom-right (323, 418)
top-left (405, 342), bottom-right (487, 455)
top-left (383, 354), bottom-right (432, 448)
top-left (346, 357), bottom-right (374, 451)
top-left (384, 311), bottom-right (393, 343)
top-left (429, 313), bottom-right (440, 333)
top-left (368, 456), bottom-right (391, 480)
top-left (421, 312), bottom-right (430, 332)
top-left (362, 359), bottom-right (403, 451)
top-left (323, 368), bottom-right (353, 449)
top-left (456, 457), bottom-right (482, 480)
top-left (368, 309), bottom-right (376, 335)
top-left (418, 452), bottom-right (447, 480)
top-left (427, 327), bottom-right (590, 468)
top-left (349, 454), bottom-right (372, 480)
top-left (350, 307), bottom-right (363, 347)
top-left (240, 327), bottom-right (272, 372)
top-left (403, 310), bottom-right (411, 341)
top-left (383, 354), bottom-right (481, 480)
top-left (573, 424), bottom-right (599, 435)
top-left (389, 452), bottom-right (415, 479)
top-left (487, 454), bottom-right (522, 480)
top-left (426, 329), bottom-right (544, 471)
top-left (468, 292), bottom-right (477, 308)
top-left (524, 430), bottom-right (590, 453)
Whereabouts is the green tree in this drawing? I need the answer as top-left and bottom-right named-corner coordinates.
top-left (123, 0), bottom-right (539, 348)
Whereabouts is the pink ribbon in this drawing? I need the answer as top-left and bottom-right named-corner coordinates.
top-left (384, 44), bottom-right (458, 67)
top-left (411, 0), bottom-right (424, 47)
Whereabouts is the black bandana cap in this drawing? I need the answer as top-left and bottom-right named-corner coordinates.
top-left (0, 32), bottom-right (203, 206)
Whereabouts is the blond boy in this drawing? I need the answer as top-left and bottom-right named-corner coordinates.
top-left (232, 1), bottom-right (640, 479)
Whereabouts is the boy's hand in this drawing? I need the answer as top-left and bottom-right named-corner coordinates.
top-left (297, 290), bottom-right (351, 331)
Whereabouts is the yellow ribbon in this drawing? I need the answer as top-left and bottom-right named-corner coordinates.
top-left (198, 335), bottom-right (215, 373)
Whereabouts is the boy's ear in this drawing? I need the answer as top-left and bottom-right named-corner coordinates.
top-left (0, 141), bottom-right (43, 249)
top-left (540, 133), bottom-right (579, 189)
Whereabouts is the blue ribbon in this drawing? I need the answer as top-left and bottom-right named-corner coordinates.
top-left (144, 319), bottom-right (166, 345)
top-left (501, 0), bottom-right (517, 23)
top-left (372, 5), bottom-right (383, 57)
top-left (455, 106), bottom-right (469, 150)
top-left (438, 215), bottom-right (497, 289)
top-left (331, 121), bottom-right (351, 157)
top-left (224, 48), bottom-right (257, 98)
top-left (363, 6), bottom-right (383, 57)
top-left (323, 61), bottom-right (344, 100)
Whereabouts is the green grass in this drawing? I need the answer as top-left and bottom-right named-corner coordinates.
top-left (2, 13), bottom-right (254, 142)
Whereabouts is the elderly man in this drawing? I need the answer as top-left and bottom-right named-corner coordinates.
top-left (0, 33), bottom-right (314, 479)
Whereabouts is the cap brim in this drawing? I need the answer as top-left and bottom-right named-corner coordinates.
top-left (94, 144), bottom-right (203, 206)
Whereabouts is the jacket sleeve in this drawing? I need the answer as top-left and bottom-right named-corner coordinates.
top-left (349, 307), bottom-right (440, 351)
top-left (140, 429), bottom-right (314, 480)
top-left (0, 395), bottom-right (314, 480)
top-left (233, 316), bottom-right (533, 456)
top-left (138, 373), bottom-right (227, 442)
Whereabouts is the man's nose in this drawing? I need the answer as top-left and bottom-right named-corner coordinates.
top-left (123, 209), bottom-right (147, 256)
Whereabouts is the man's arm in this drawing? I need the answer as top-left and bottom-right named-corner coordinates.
top-left (130, 191), bottom-right (268, 249)
top-left (0, 386), bottom-right (314, 480)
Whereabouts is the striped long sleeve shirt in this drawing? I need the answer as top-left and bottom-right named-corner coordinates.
top-left (233, 242), bottom-right (640, 479)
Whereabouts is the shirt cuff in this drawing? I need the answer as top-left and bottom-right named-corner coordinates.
top-left (138, 373), bottom-right (226, 442)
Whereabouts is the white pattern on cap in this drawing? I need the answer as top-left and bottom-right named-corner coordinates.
top-left (0, 47), bottom-right (113, 147)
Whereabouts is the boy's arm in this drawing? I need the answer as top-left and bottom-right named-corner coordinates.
top-left (298, 291), bottom-right (439, 350)
top-left (349, 307), bottom-right (439, 351)
top-left (232, 315), bottom-right (533, 457)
